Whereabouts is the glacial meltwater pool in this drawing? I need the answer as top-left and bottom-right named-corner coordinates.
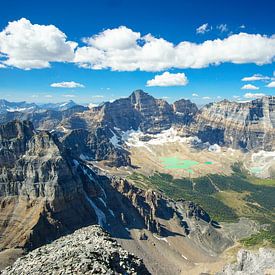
top-left (250, 167), bottom-right (263, 174)
top-left (161, 157), bottom-right (199, 172)
top-left (161, 157), bottom-right (214, 174)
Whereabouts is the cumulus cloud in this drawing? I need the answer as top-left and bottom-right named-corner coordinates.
top-left (0, 63), bottom-right (6, 68)
top-left (192, 93), bottom-right (199, 97)
top-left (202, 96), bottom-right (211, 100)
top-left (92, 95), bottom-right (104, 99)
top-left (83, 26), bottom-right (140, 50)
top-left (0, 18), bottom-right (77, 69)
top-left (1, 19), bottom-right (275, 72)
top-left (240, 25), bottom-right (246, 29)
top-left (146, 72), bottom-right (188, 87)
top-left (217, 24), bottom-right (228, 33)
top-left (244, 92), bottom-right (265, 99)
top-left (196, 23), bottom-right (211, 34)
top-left (75, 27), bottom-right (275, 72)
top-left (241, 74), bottom-right (270, 81)
top-left (241, 84), bottom-right (259, 90)
top-left (63, 94), bottom-right (76, 98)
top-left (50, 81), bottom-right (84, 88)
top-left (266, 81), bottom-right (275, 88)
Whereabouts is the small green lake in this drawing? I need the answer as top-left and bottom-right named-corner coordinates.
top-left (250, 167), bottom-right (262, 174)
top-left (161, 157), bottom-right (199, 171)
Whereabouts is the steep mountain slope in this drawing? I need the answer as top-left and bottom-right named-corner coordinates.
top-left (0, 120), bottom-right (98, 250)
top-left (192, 96), bottom-right (275, 150)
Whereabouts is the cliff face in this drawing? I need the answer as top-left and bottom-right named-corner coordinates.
top-left (60, 127), bottom-right (130, 167)
top-left (192, 96), bottom-right (275, 150)
top-left (0, 120), bottom-right (98, 250)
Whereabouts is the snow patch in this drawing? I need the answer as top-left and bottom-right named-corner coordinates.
top-left (181, 254), bottom-right (188, 260)
top-left (80, 154), bottom-right (90, 160)
top-left (153, 234), bottom-right (170, 245)
top-left (110, 129), bottom-right (122, 148)
top-left (85, 193), bottom-right (106, 227)
top-left (121, 127), bottom-right (200, 149)
top-left (208, 144), bottom-right (221, 152)
top-left (109, 209), bottom-right (115, 217)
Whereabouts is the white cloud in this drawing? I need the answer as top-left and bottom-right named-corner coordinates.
top-left (63, 94), bottom-right (76, 98)
top-left (233, 95), bottom-right (240, 99)
top-left (0, 63), bottom-right (6, 68)
top-left (45, 95), bottom-right (53, 98)
top-left (75, 27), bottom-right (275, 72)
top-left (1, 19), bottom-right (275, 72)
top-left (196, 23), bottom-right (211, 34)
top-left (240, 25), bottom-right (246, 29)
top-left (50, 81), bottom-right (84, 88)
top-left (266, 81), bottom-right (275, 88)
top-left (192, 93), bottom-right (199, 97)
top-left (202, 96), bottom-right (211, 100)
top-left (241, 74), bottom-right (270, 81)
top-left (83, 26), bottom-right (140, 50)
top-left (244, 92), bottom-right (265, 99)
top-left (0, 18), bottom-right (77, 69)
top-left (92, 95), bottom-right (104, 99)
top-left (241, 84), bottom-right (259, 90)
top-left (146, 72), bottom-right (188, 87)
top-left (217, 24), bottom-right (228, 33)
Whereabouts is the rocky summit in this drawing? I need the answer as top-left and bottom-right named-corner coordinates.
top-left (2, 225), bottom-right (150, 275)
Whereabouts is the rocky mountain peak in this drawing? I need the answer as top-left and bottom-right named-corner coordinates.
top-left (129, 89), bottom-right (154, 104)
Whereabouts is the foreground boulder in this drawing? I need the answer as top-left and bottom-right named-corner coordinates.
top-left (2, 225), bottom-right (150, 275)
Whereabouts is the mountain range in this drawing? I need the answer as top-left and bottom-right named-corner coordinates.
top-left (0, 90), bottom-right (274, 274)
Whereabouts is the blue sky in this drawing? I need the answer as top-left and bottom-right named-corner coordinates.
top-left (0, 0), bottom-right (274, 104)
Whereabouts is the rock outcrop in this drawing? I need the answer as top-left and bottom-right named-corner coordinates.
top-left (217, 248), bottom-right (275, 275)
top-left (2, 225), bottom-right (150, 275)
top-left (192, 96), bottom-right (275, 150)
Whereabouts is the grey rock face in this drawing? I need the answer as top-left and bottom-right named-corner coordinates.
top-left (192, 96), bottom-right (275, 150)
top-left (217, 248), bottom-right (275, 275)
top-left (2, 225), bottom-right (150, 275)
top-left (61, 127), bottom-right (130, 167)
top-left (0, 120), bottom-right (98, 250)
top-left (64, 90), bottom-right (198, 135)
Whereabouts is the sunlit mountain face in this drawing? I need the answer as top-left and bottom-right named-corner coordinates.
top-left (0, 1), bottom-right (274, 274)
